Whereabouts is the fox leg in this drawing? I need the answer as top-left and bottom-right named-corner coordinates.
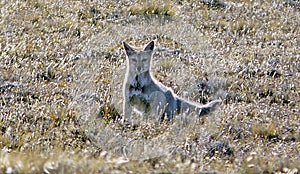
top-left (122, 98), bottom-right (132, 124)
top-left (122, 87), bottom-right (132, 124)
top-left (148, 91), bottom-right (167, 121)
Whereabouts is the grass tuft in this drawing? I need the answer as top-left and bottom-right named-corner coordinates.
top-left (129, 1), bottom-right (175, 16)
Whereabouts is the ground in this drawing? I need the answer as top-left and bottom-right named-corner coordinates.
top-left (0, 0), bottom-right (299, 173)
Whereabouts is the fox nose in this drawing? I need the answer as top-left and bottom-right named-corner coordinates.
top-left (137, 66), bottom-right (142, 72)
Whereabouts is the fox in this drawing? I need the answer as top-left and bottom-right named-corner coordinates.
top-left (122, 40), bottom-right (221, 124)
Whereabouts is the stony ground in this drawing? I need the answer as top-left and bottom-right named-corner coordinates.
top-left (0, 0), bottom-right (299, 173)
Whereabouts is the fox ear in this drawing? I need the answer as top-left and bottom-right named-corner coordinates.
top-left (123, 42), bottom-right (135, 56)
top-left (144, 41), bottom-right (155, 52)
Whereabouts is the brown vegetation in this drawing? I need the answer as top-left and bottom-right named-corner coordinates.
top-left (0, 0), bottom-right (299, 173)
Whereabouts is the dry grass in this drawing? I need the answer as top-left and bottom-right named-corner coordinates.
top-left (0, 0), bottom-right (299, 173)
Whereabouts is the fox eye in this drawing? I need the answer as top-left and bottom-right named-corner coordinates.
top-left (142, 59), bottom-right (147, 62)
top-left (131, 59), bottom-right (137, 62)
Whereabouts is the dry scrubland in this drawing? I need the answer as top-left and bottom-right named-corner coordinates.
top-left (0, 0), bottom-right (299, 173)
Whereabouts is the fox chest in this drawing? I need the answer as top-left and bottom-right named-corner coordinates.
top-left (128, 79), bottom-right (152, 111)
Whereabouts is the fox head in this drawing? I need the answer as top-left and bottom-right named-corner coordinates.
top-left (123, 41), bottom-right (155, 75)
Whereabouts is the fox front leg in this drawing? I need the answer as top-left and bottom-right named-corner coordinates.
top-left (122, 94), bottom-right (132, 124)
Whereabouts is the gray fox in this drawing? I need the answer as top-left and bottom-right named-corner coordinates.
top-left (122, 40), bottom-right (221, 123)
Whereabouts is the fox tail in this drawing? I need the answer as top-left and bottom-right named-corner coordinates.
top-left (177, 98), bottom-right (221, 116)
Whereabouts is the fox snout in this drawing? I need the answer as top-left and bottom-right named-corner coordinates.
top-left (136, 66), bottom-right (142, 72)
